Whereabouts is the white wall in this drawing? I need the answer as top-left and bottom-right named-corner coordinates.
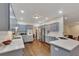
top-left (64, 24), bottom-right (71, 35)
top-left (64, 24), bottom-right (79, 37)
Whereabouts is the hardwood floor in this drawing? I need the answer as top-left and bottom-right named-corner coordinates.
top-left (23, 40), bottom-right (50, 56)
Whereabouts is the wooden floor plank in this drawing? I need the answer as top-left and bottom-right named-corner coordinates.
top-left (23, 40), bottom-right (50, 56)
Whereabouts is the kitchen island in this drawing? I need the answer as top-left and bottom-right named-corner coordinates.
top-left (0, 31), bottom-right (24, 56)
top-left (49, 38), bottom-right (79, 56)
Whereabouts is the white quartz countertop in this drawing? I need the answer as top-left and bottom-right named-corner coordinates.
top-left (49, 39), bottom-right (79, 51)
top-left (0, 36), bottom-right (24, 54)
top-left (46, 32), bottom-right (64, 37)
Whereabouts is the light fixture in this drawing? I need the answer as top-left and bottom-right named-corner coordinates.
top-left (33, 16), bottom-right (40, 19)
top-left (20, 10), bottom-right (24, 14)
top-left (34, 16), bottom-right (39, 19)
top-left (33, 13), bottom-right (41, 19)
top-left (58, 10), bottom-right (63, 14)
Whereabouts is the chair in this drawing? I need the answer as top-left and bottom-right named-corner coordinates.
top-left (68, 35), bottom-right (73, 39)
top-left (77, 36), bottom-right (79, 41)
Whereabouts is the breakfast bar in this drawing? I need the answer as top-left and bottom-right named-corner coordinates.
top-left (49, 38), bottom-right (79, 56)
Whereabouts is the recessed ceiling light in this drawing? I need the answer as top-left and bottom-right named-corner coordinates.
top-left (33, 13), bottom-right (41, 19)
top-left (58, 10), bottom-right (63, 14)
top-left (20, 10), bottom-right (24, 14)
top-left (35, 16), bottom-right (39, 19)
top-left (33, 16), bottom-right (40, 19)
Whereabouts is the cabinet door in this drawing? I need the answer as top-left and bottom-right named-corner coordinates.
top-left (51, 45), bottom-right (70, 56)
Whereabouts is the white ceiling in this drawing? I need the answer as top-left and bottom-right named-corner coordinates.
top-left (12, 3), bottom-right (79, 25)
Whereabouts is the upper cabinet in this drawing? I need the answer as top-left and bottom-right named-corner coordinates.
top-left (39, 17), bottom-right (64, 36)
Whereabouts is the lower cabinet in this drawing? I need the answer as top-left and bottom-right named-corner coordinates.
top-left (50, 45), bottom-right (79, 56)
top-left (22, 35), bottom-right (33, 43)
top-left (51, 45), bottom-right (70, 56)
top-left (0, 49), bottom-right (24, 56)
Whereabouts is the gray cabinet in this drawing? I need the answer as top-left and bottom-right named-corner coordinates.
top-left (51, 45), bottom-right (70, 56)
top-left (0, 49), bottom-right (24, 56)
top-left (0, 3), bottom-right (9, 31)
top-left (22, 35), bottom-right (33, 43)
top-left (51, 45), bottom-right (79, 56)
